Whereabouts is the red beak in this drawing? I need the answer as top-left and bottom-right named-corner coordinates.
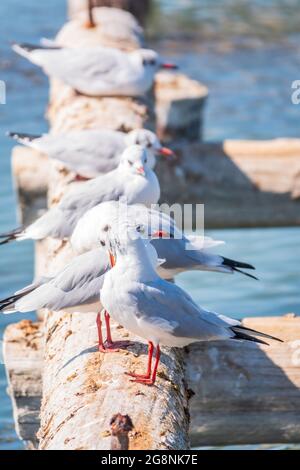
top-left (136, 166), bottom-right (145, 176)
top-left (151, 230), bottom-right (169, 239)
top-left (109, 252), bottom-right (116, 268)
top-left (161, 62), bottom-right (178, 70)
top-left (159, 147), bottom-right (176, 158)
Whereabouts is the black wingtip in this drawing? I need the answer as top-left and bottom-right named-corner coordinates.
top-left (222, 257), bottom-right (255, 271)
top-left (232, 267), bottom-right (259, 281)
top-left (234, 325), bottom-right (283, 343)
top-left (6, 131), bottom-right (41, 142)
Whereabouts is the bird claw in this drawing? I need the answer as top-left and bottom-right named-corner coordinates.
top-left (98, 340), bottom-right (131, 353)
top-left (125, 372), bottom-right (151, 380)
top-left (129, 377), bottom-right (155, 386)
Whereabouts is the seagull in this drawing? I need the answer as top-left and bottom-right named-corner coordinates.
top-left (101, 226), bottom-right (282, 385)
top-left (0, 145), bottom-right (160, 245)
top-left (7, 128), bottom-right (175, 179)
top-left (0, 241), bottom-right (163, 353)
top-left (12, 43), bottom-right (177, 97)
top-left (71, 201), bottom-right (258, 280)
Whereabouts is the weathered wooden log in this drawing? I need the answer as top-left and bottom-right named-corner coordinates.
top-left (5, 315), bottom-right (300, 447)
top-left (155, 72), bottom-right (208, 142)
top-left (157, 138), bottom-right (300, 227)
top-left (68, 0), bottom-right (151, 25)
top-left (188, 315), bottom-right (300, 446)
top-left (3, 320), bottom-right (44, 449)
top-left (12, 138), bottom-right (300, 229)
top-left (31, 9), bottom-right (189, 450)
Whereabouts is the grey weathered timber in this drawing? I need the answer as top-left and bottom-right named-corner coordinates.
top-left (3, 321), bottom-right (44, 449)
top-left (12, 138), bottom-right (300, 229)
top-left (4, 315), bottom-right (300, 447)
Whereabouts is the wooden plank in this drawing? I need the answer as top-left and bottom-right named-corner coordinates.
top-left (5, 315), bottom-right (300, 447)
top-left (3, 321), bottom-right (44, 449)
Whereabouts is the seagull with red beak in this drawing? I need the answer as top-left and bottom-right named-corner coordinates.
top-left (13, 43), bottom-right (178, 97)
top-left (101, 225), bottom-right (282, 385)
top-left (7, 128), bottom-right (175, 180)
top-left (0, 145), bottom-right (160, 246)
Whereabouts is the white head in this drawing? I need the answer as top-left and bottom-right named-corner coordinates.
top-left (125, 129), bottom-right (174, 169)
top-left (118, 144), bottom-right (151, 177)
top-left (104, 223), bottom-right (160, 276)
top-left (130, 49), bottom-right (178, 75)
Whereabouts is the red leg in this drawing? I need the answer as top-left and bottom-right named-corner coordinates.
top-left (96, 312), bottom-right (107, 353)
top-left (129, 344), bottom-right (161, 385)
top-left (97, 312), bottom-right (119, 353)
top-left (104, 311), bottom-right (113, 345)
top-left (127, 342), bottom-right (154, 380)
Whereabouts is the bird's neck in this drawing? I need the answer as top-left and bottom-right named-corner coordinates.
top-left (116, 238), bottom-right (158, 282)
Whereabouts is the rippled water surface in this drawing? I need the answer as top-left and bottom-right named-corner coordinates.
top-left (0, 0), bottom-right (299, 449)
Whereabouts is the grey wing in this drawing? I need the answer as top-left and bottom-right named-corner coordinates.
top-left (23, 206), bottom-right (74, 240)
top-left (37, 130), bottom-right (125, 176)
top-left (43, 48), bottom-right (127, 93)
top-left (134, 280), bottom-right (234, 342)
top-left (17, 249), bottom-right (110, 311)
top-left (151, 237), bottom-right (227, 273)
top-left (60, 171), bottom-right (124, 213)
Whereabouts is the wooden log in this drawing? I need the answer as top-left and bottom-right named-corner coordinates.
top-left (31, 9), bottom-right (189, 450)
top-left (188, 315), bottom-right (300, 446)
top-left (5, 315), bottom-right (300, 447)
top-left (157, 138), bottom-right (300, 227)
top-left (3, 320), bottom-right (44, 449)
top-left (12, 138), bottom-right (300, 228)
top-left (154, 72), bottom-right (208, 142)
top-left (68, 0), bottom-right (151, 25)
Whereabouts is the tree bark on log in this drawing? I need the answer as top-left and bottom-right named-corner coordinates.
top-left (33, 9), bottom-right (189, 450)
top-left (5, 315), bottom-right (300, 447)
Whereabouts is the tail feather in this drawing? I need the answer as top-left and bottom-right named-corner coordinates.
top-left (0, 227), bottom-right (23, 246)
top-left (0, 286), bottom-right (36, 314)
top-left (232, 267), bottom-right (258, 281)
top-left (12, 42), bottom-right (60, 53)
top-left (232, 329), bottom-right (269, 345)
top-left (7, 131), bottom-right (41, 145)
top-left (232, 325), bottom-right (283, 343)
top-left (222, 256), bottom-right (255, 270)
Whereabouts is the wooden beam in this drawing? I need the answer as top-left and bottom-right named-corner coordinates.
top-left (5, 315), bottom-right (300, 447)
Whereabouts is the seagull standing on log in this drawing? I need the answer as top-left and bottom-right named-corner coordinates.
top-left (7, 128), bottom-right (175, 179)
top-left (12, 43), bottom-right (177, 97)
top-left (0, 145), bottom-right (160, 245)
top-left (100, 225), bottom-right (282, 385)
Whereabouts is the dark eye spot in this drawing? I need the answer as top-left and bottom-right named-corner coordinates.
top-left (100, 240), bottom-right (105, 247)
top-left (103, 225), bottom-right (110, 232)
top-left (128, 160), bottom-right (133, 166)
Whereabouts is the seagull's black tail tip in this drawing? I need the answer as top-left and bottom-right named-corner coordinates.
top-left (231, 325), bottom-right (283, 345)
top-left (12, 42), bottom-right (60, 53)
top-left (6, 131), bottom-right (41, 142)
top-left (0, 227), bottom-right (23, 246)
top-left (222, 256), bottom-right (258, 280)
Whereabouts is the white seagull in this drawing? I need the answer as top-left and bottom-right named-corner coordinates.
top-left (101, 226), bottom-right (282, 385)
top-left (12, 43), bottom-right (177, 97)
top-left (0, 145), bottom-right (160, 245)
top-left (7, 128), bottom-right (175, 179)
top-left (0, 240), bottom-right (163, 353)
top-left (71, 201), bottom-right (257, 280)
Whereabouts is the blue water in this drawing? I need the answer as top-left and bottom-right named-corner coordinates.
top-left (0, 0), bottom-right (300, 450)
